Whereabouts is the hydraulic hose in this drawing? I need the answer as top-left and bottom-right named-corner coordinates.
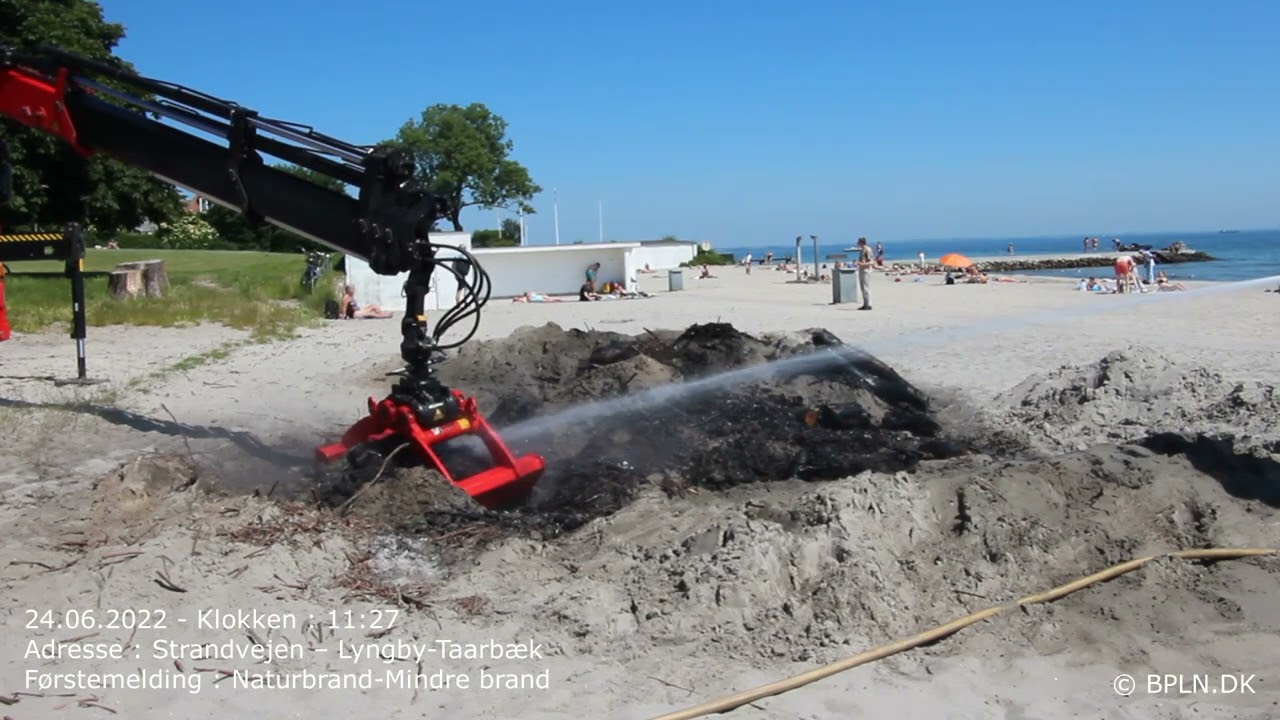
top-left (648, 547), bottom-right (1278, 720)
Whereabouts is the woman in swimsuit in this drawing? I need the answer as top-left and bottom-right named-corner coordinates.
top-left (339, 285), bottom-right (393, 318)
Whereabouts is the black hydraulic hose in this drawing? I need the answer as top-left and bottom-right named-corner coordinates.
top-left (428, 243), bottom-right (491, 350)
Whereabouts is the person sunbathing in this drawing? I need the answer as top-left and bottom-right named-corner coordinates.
top-left (340, 285), bottom-right (393, 318)
top-left (1155, 271), bottom-right (1186, 291)
top-left (512, 291), bottom-right (563, 303)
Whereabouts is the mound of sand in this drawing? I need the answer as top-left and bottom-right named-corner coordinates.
top-left (502, 442), bottom-right (1279, 669)
top-left (1002, 347), bottom-right (1280, 455)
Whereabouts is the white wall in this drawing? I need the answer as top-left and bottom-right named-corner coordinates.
top-left (472, 243), bottom-right (639, 298)
top-left (343, 231), bottom-right (473, 312)
top-left (632, 242), bottom-right (696, 270)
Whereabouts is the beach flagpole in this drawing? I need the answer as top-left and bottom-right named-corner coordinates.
top-left (518, 208), bottom-right (525, 246)
top-left (794, 236), bottom-right (802, 281)
top-left (554, 189), bottom-right (560, 245)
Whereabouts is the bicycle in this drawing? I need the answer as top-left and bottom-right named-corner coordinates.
top-left (300, 248), bottom-right (332, 293)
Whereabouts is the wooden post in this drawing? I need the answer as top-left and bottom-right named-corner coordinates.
top-left (108, 269), bottom-right (143, 299)
top-left (114, 260), bottom-right (168, 298)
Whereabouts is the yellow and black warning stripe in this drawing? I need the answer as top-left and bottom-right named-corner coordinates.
top-left (0, 232), bottom-right (65, 243)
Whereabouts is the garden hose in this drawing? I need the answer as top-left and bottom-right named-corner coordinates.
top-left (649, 547), bottom-right (1278, 720)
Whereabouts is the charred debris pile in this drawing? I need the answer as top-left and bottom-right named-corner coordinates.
top-left (334, 323), bottom-right (975, 537)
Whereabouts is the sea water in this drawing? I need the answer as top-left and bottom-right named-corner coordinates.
top-left (722, 228), bottom-right (1280, 282)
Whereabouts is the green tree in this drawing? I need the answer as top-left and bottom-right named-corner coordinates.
top-left (500, 217), bottom-right (522, 244)
top-left (0, 0), bottom-right (183, 232)
top-left (154, 212), bottom-right (220, 249)
top-left (472, 229), bottom-right (517, 248)
top-left (386, 104), bottom-right (540, 231)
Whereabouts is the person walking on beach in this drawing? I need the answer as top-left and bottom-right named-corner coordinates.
top-left (855, 237), bottom-right (873, 310)
top-left (1141, 249), bottom-right (1157, 284)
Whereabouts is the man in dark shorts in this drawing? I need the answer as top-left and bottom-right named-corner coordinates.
top-left (855, 237), bottom-right (874, 310)
top-left (448, 257), bottom-right (474, 303)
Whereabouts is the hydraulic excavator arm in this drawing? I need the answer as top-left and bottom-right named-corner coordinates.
top-left (0, 45), bottom-right (544, 509)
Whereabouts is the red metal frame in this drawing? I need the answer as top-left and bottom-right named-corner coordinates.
top-left (0, 273), bottom-right (10, 341)
top-left (1, 65), bottom-right (94, 155)
top-left (315, 390), bottom-right (545, 510)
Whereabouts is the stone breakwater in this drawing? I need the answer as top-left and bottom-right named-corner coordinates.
top-left (894, 250), bottom-right (1215, 274)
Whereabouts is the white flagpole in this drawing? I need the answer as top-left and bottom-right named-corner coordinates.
top-left (553, 189), bottom-right (560, 245)
top-left (518, 208), bottom-right (525, 246)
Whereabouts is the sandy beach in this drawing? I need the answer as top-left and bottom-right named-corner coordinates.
top-left (2, 264), bottom-right (1278, 719)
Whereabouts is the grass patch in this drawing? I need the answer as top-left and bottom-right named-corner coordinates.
top-left (3, 248), bottom-right (338, 339)
top-left (126, 340), bottom-right (248, 390)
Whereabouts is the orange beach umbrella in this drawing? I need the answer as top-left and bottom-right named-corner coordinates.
top-left (938, 253), bottom-right (973, 268)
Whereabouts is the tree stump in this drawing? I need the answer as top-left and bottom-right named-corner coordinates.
top-left (115, 260), bottom-right (168, 298)
top-left (108, 269), bottom-right (144, 299)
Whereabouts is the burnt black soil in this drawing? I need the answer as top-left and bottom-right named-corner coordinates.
top-left (322, 323), bottom-right (980, 538)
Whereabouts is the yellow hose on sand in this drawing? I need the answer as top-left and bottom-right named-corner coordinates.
top-left (649, 547), bottom-right (1277, 720)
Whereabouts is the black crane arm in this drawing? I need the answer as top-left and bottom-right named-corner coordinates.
top-left (0, 44), bottom-right (432, 275)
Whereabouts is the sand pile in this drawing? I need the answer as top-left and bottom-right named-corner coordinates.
top-left (335, 322), bottom-right (975, 534)
top-left (1002, 347), bottom-right (1280, 455)
top-left (452, 442), bottom-right (1279, 670)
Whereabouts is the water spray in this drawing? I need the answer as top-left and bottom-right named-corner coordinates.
top-left (498, 342), bottom-right (877, 445)
top-left (499, 274), bottom-right (1280, 445)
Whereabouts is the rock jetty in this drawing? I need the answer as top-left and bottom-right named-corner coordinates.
top-left (892, 245), bottom-right (1215, 274)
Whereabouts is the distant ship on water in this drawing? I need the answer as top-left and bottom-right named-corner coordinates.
top-left (1219, 229), bottom-right (1240, 234)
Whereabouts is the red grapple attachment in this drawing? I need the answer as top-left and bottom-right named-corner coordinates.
top-left (316, 390), bottom-right (544, 510)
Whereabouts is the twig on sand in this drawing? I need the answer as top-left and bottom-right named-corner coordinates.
top-left (159, 404), bottom-right (200, 490)
top-left (0, 693), bottom-right (19, 705)
top-left (124, 522), bottom-right (161, 547)
top-left (96, 551), bottom-right (142, 570)
top-left (10, 560), bottom-right (58, 570)
top-left (76, 696), bottom-right (117, 714)
top-left (431, 524), bottom-right (482, 542)
top-left (9, 557), bottom-right (79, 573)
top-left (648, 676), bottom-right (694, 695)
top-left (337, 443), bottom-right (410, 516)
top-left (272, 573), bottom-right (309, 591)
top-left (154, 569), bottom-right (187, 593)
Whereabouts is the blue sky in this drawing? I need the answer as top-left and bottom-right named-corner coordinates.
top-left (101, 0), bottom-right (1278, 247)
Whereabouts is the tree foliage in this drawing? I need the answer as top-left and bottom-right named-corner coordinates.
top-left (472, 229), bottom-right (517, 248)
top-left (154, 212), bottom-right (220, 249)
top-left (386, 104), bottom-right (541, 231)
top-left (0, 0), bottom-right (183, 232)
top-left (501, 217), bottom-right (522, 243)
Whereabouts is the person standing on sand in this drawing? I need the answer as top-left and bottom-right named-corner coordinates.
top-left (855, 237), bottom-right (873, 310)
